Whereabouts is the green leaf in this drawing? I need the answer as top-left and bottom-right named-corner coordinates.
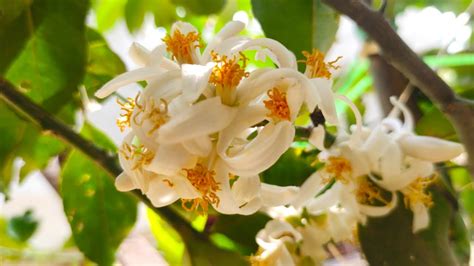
top-left (261, 148), bottom-right (317, 187)
top-left (416, 106), bottom-right (457, 141)
top-left (0, 0), bottom-right (88, 114)
top-left (358, 185), bottom-right (460, 266)
top-left (147, 208), bottom-right (190, 266)
top-left (61, 124), bottom-right (137, 265)
top-left (7, 209), bottom-right (38, 242)
top-left (125, 0), bottom-right (148, 33)
top-left (84, 28), bottom-right (126, 97)
top-left (211, 213), bottom-right (271, 255)
top-left (172, 0), bottom-right (226, 15)
top-left (0, 0), bottom-right (31, 27)
top-left (251, 0), bottom-right (339, 60)
top-left (152, 0), bottom-right (179, 28)
top-left (92, 0), bottom-right (127, 32)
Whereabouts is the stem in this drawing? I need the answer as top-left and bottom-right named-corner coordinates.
top-left (323, 0), bottom-right (474, 177)
top-left (0, 78), bottom-right (204, 240)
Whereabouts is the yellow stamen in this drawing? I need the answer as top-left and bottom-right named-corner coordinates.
top-left (182, 163), bottom-right (220, 215)
top-left (132, 98), bottom-right (169, 135)
top-left (301, 49), bottom-right (341, 79)
top-left (119, 143), bottom-right (154, 170)
top-left (324, 156), bottom-right (352, 183)
top-left (356, 177), bottom-right (389, 205)
top-left (403, 176), bottom-right (435, 209)
top-left (116, 93), bottom-right (140, 132)
top-left (163, 179), bottom-right (174, 187)
top-left (209, 51), bottom-right (249, 105)
top-left (263, 88), bottom-right (291, 121)
top-left (163, 29), bottom-right (200, 64)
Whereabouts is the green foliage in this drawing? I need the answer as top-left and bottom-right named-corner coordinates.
top-left (261, 148), bottom-right (317, 187)
top-left (358, 185), bottom-right (461, 266)
top-left (0, 0), bottom-right (31, 27)
top-left (172, 0), bottom-right (227, 15)
top-left (84, 28), bottom-right (126, 97)
top-left (61, 124), bottom-right (137, 265)
top-left (6, 209), bottom-right (38, 242)
top-left (251, 0), bottom-right (339, 62)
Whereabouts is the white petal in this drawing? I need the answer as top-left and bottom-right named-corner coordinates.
top-left (212, 160), bottom-right (239, 214)
top-left (390, 97), bottom-right (414, 132)
top-left (182, 135), bottom-right (212, 157)
top-left (412, 202), bottom-right (430, 233)
top-left (129, 42), bottom-right (150, 67)
top-left (115, 172), bottom-right (136, 192)
top-left (146, 177), bottom-right (179, 207)
top-left (362, 126), bottom-right (391, 167)
top-left (359, 192), bottom-right (398, 217)
top-left (95, 66), bottom-right (162, 98)
top-left (158, 97), bottom-right (238, 144)
top-left (144, 144), bottom-right (197, 176)
top-left (309, 125), bottom-right (326, 151)
top-left (291, 171), bottom-right (325, 208)
top-left (231, 175), bottom-right (261, 203)
top-left (399, 135), bottom-right (464, 162)
top-left (143, 70), bottom-right (182, 101)
top-left (286, 83), bottom-right (304, 121)
top-left (223, 121), bottom-right (295, 176)
top-left (180, 63), bottom-right (214, 103)
top-left (202, 21), bottom-right (245, 62)
top-left (261, 184), bottom-right (300, 207)
top-left (217, 105), bottom-right (267, 155)
top-left (379, 141), bottom-right (403, 180)
top-left (311, 78), bottom-right (338, 125)
top-left (236, 197), bottom-right (263, 215)
top-left (306, 185), bottom-right (341, 213)
top-left (373, 158), bottom-right (433, 191)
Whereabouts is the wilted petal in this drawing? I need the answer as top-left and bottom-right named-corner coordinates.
top-left (399, 135), bottom-right (464, 162)
top-left (158, 97), bottom-right (238, 144)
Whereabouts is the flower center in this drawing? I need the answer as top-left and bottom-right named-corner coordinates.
top-left (182, 163), bottom-right (220, 215)
top-left (403, 176), bottom-right (435, 208)
top-left (324, 156), bottom-right (352, 183)
top-left (301, 49), bottom-right (341, 79)
top-left (120, 142), bottom-right (154, 170)
top-left (163, 29), bottom-right (200, 64)
top-left (209, 51), bottom-right (249, 105)
top-left (356, 177), bottom-right (389, 205)
top-left (116, 94), bottom-right (140, 132)
top-left (264, 88), bottom-right (291, 121)
top-left (130, 96), bottom-right (169, 135)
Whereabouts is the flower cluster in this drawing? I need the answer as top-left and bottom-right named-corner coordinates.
top-left (96, 21), bottom-right (464, 265)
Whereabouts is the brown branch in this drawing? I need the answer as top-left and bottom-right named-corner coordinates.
top-left (323, 0), bottom-right (474, 176)
top-left (0, 78), bottom-right (206, 241)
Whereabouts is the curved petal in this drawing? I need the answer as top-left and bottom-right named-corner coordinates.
top-left (217, 105), bottom-right (267, 155)
top-left (390, 97), bottom-right (414, 132)
top-left (309, 125), bottom-right (326, 151)
top-left (143, 70), bottom-right (182, 101)
top-left (95, 66), bottom-right (162, 98)
top-left (115, 172), bottom-right (136, 192)
top-left (261, 184), bottom-right (300, 207)
top-left (144, 144), bottom-right (197, 176)
top-left (310, 78), bottom-right (338, 125)
top-left (399, 135), bottom-right (464, 162)
top-left (306, 185), bottom-right (341, 213)
top-left (359, 192), bottom-right (398, 217)
top-left (180, 63), bottom-right (214, 103)
top-left (202, 21), bottom-right (245, 62)
top-left (286, 82), bottom-right (304, 121)
top-left (129, 42), bottom-right (150, 67)
top-left (158, 97), bottom-right (238, 144)
top-left (379, 141), bottom-right (403, 180)
top-left (223, 121), bottom-right (295, 176)
top-left (373, 158), bottom-right (434, 191)
top-left (146, 177), bottom-right (180, 207)
top-left (236, 197), bottom-right (263, 215)
top-left (291, 171), bottom-right (325, 208)
top-left (412, 202), bottom-right (430, 233)
top-left (212, 160), bottom-right (239, 214)
top-left (182, 135), bottom-right (213, 157)
top-left (232, 175), bottom-right (261, 203)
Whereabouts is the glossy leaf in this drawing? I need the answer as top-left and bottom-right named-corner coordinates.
top-left (7, 209), bottom-right (38, 242)
top-left (251, 0), bottom-right (339, 60)
top-left (0, 0), bottom-right (88, 114)
top-left (261, 148), bottom-right (317, 187)
top-left (61, 124), bottom-right (137, 265)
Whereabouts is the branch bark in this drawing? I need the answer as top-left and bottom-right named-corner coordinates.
top-left (0, 78), bottom-right (205, 241)
top-left (322, 0), bottom-right (474, 176)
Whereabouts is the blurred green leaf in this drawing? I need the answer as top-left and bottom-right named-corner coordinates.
top-left (61, 124), bottom-right (137, 265)
top-left (211, 213), bottom-right (270, 255)
top-left (251, 0), bottom-right (339, 61)
top-left (92, 0), bottom-right (127, 32)
top-left (147, 208), bottom-right (190, 266)
top-left (0, 0), bottom-right (88, 114)
top-left (261, 148), bottom-right (316, 187)
top-left (0, 217), bottom-right (27, 251)
top-left (125, 0), bottom-right (148, 33)
top-left (0, 0), bottom-right (31, 27)
top-left (172, 0), bottom-right (226, 15)
top-left (152, 0), bottom-right (179, 28)
top-left (416, 106), bottom-right (457, 141)
top-left (84, 28), bottom-right (126, 97)
top-left (359, 185), bottom-right (461, 265)
top-left (7, 210), bottom-right (38, 242)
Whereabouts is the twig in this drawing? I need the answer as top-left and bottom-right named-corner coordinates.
top-left (0, 78), bottom-right (205, 240)
top-left (322, 0), bottom-right (474, 177)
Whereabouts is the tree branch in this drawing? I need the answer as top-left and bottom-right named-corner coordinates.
top-left (323, 0), bottom-right (474, 176)
top-left (0, 78), bottom-right (205, 240)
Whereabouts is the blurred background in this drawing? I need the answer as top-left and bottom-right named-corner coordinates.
top-left (1, 0), bottom-right (473, 265)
